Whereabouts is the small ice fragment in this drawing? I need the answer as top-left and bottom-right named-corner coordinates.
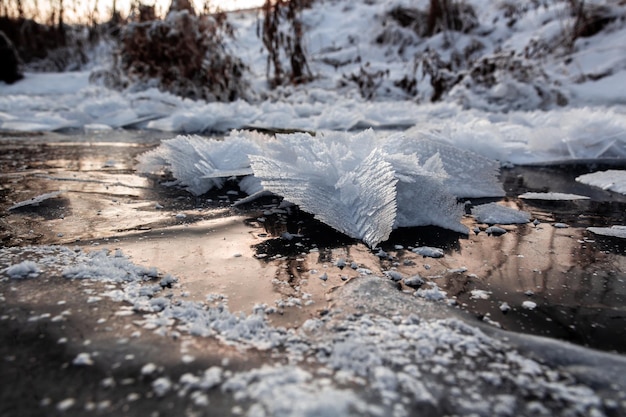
top-left (72, 352), bottom-right (94, 366)
top-left (182, 355), bottom-right (195, 364)
top-left (127, 393), bottom-right (140, 402)
top-left (101, 377), bottom-right (115, 388)
top-left (533, 219), bottom-right (540, 226)
top-left (160, 274), bottom-right (177, 287)
top-left (586, 225), bottom-right (626, 239)
top-left (403, 275), bottom-right (424, 288)
top-left (175, 213), bottom-right (187, 219)
top-left (576, 170), bottom-right (626, 194)
top-left (385, 270), bottom-right (403, 282)
top-left (191, 392), bottom-right (209, 406)
top-left (334, 258), bottom-right (346, 268)
top-left (470, 289), bottom-right (491, 300)
top-left (524, 290), bottom-right (534, 296)
top-left (155, 203), bottom-right (164, 209)
top-left (152, 377), bottom-right (172, 397)
top-left (319, 273), bottom-right (328, 281)
top-left (499, 302), bottom-right (511, 313)
top-left (375, 249), bottom-right (389, 259)
top-left (522, 301), bottom-right (537, 310)
top-left (553, 223), bottom-right (569, 228)
top-left (472, 203), bottom-right (530, 224)
top-left (485, 226), bottom-right (507, 236)
top-left (141, 363), bottom-right (157, 375)
top-left (56, 398), bottom-right (76, 412)
top-left (412, 246), bottom-right (444, 258)
top-left (414, 283), bottom-right (447, 301)
top-left (519, 192), bottom-right (589, 201)
top-left (8, 191), bottom-right (64, 211)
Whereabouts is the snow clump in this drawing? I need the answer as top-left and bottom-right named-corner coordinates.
top-left (2, 260), bottom-right (41, 279)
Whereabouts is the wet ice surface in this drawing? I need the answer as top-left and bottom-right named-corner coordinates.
top-left (1, 131), bottom-right (626, 416)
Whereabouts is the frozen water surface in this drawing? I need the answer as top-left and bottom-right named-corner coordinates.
top-left (1, 130), bottom-right (626, 417)
top-left (2, 0), bottom-right (626, 414)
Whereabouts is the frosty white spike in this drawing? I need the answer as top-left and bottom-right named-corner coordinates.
top-left (387, 135), bottom-right (504, 198)
top-left (250, 148), bottom-right (398, 247)
top-left (136, 131), bottom-right (267, 195)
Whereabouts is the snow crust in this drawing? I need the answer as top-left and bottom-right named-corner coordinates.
top-left (3, 245), bottom-right (624, 416)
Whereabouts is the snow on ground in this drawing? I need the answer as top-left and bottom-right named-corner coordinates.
top-left (0, 0), bottom-right (625, 165)
top-left (2, 245), bottom-right (625, 416)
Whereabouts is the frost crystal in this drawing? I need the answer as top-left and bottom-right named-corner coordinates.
top-left (250, 132), bottom-right (398, 247)
top-left (137, 129), bottom-right (509, 245)
top-left (387, 135), bottom-right (504, 198)
top-left (136, 131), bottom-right (265, 195)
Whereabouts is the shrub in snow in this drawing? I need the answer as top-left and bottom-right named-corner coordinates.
top-left (340, 66), bottom-right (389, 100)
top-left (385, 1), bottom-right (478, 39)
top-left (569, 2), bottom-right (620, 44)
top-left (259, 0), bottom-right (313, 88)
top-left (449, 52), bottom-right (569, 111)
top-left (93, 9), bottom-right (247, 102)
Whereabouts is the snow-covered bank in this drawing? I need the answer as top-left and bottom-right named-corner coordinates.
top-left (1, 0), bottom-right (625, 166)
top-left (1, 75), bottom-right (625, 165)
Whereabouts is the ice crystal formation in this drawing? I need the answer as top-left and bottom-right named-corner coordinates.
top-left (250, 136), bottom-right (398, 247)
top-left (138, 129), bottom-right (506, 246)
top-left (136, 131), bottom-right (266, 195)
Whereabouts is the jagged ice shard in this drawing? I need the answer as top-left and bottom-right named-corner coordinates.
top-left (249, 133), bottom-right (398, 247)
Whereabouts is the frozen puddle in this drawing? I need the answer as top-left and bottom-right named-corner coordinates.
top-left (1, 132), bottom-right (626, 416)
